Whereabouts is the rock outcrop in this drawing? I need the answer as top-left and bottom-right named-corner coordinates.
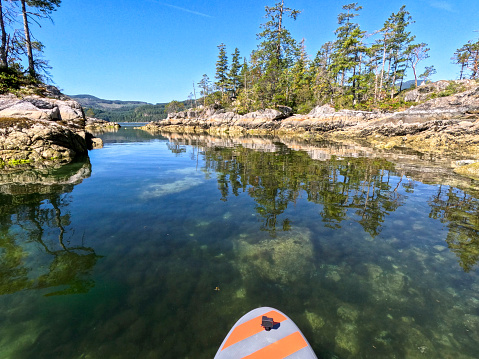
top-left (0, 93), bottom-right (92, 166)
top-left (143, 81), bottom-right (479, 157)
top-left (85, 117), bottom-right (121, 131)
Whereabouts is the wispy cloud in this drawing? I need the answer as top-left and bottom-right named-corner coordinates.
top-left (429, 0), bottom-right (455, 12)
top-left (157, 2), bottom-right (213, 18)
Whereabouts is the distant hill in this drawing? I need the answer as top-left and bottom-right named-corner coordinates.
top-left (70, 94), bottom-right (151, 110)
top-left (69, 94), bottom-right (172, 122)
top-left (399, 80), bottom-right (425, 91)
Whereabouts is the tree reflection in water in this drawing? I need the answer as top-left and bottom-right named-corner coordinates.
top-left (0, 161), bottom-right (100, 296)
top-left (198, 142), bottom-right (405, 237)
top-left (429, 185), bottom-right (479, 272)
top-left (167, 135), bottom-right (479, 272)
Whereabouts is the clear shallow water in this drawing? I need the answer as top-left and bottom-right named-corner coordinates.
top-left (1, 128), bottom-right (479, 359)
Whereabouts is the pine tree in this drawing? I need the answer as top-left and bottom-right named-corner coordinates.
top-left (198, 74), bottom-right (211, 107)
top-left (373, 5), bottom-right (414, 100)
top-left (215, 43), bottom-right (229, 95)
top-left (419, 65), bottom-right (436, 82)
top-left (290, 39), bottom-right (313, 112)
top-left (452, 45), bottom-right (470, 80)
top-left (20, 0), bottom-right (61, 78)
top-left (329, 3), bottom-right (367, 106)
top-left (251, 0), bottom-right (301, 107)
top-left (386, 6), bottom-right (414, 98)
top-left (228, 47), bottom-right (242, 97)
top-left (454, 39), bottom-right (479, 80)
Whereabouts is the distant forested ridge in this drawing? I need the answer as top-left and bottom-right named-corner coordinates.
top-left (70, 95), bottom-right (184, 122)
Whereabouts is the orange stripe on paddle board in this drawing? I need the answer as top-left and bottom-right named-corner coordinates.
top-left (242, 331), bottom-right (308, 359)
top-left (221, 310), bottom-right (287, 351)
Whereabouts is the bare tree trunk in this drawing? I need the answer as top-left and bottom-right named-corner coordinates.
top-left (192, 82), bottom-right (197, 108)
top-left (378, 41), bottom-right (387, 101)
top-left (0, 0), bottom-right (8, 68)
top-left (390, 62), bottom-right (398, 99)
top-left (473, 50), bottom-right (479, 79)
top-left (20, 0), bottom-right (35, 77)
top-left (374, 58), bottom-right (379, 103)
top-left (412, 62), bottom-right (418, 87)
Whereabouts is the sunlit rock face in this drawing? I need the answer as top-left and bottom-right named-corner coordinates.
top-left (0, 93), bottom-right (90, 166)
top-left (85, 117), bottom-right (121, 133)
top-left (234, 228), bottom-right (315, 285)
top-left (144, 81), bottom-right (479, 157)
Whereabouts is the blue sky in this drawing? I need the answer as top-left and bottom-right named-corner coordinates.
top-left (32, 0), bottom-right (479, 104)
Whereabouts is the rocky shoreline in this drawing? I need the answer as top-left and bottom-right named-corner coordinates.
top-left (0, 89), bottom-right (103, 168)
top-left (143, 81), bottom-right (479, 161)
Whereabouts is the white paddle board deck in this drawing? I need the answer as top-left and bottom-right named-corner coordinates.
top-left (215, 307), bottom-right (318, 359)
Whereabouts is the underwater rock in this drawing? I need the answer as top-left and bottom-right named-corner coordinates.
top-left (433, 245), bottom-right (447, 252)
top-left (234, 228), bottom-right (314, 285)
top-left (464, 314), bottom-right (479, 343)
top-left (366, 264), bottom-right (408, 302)
top-left (305, 310), bottom-right (325, 332)
top-left (235, 288), bottom-right (246, 299)
top-left (139, 168), bottom-right (205, 199)
top-left (401, 327), bottom-right (435, 358)
top-left (326, 270), bottom-right (342, 282)
top-left (337, 304), bottom-right (359, 322)
top-left (335, 322), bottom-right (359, 356)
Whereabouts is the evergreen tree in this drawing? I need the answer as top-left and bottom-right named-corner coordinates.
top-left (454, 39), bottom-right (479, 80)
top-left (311, 42), bottom-right (335, 105)
top-left (251, 0), bottom-right (301, 107)
top-left (165, 100), bottom-right (184, 114)
top-left (386, 6), bottom-right (414, 98)
top-left (228, 47), bottom-right (242, 97)
top-left (215, 43), bottom-right (228, 95)
top-left (20, 0), bottom-right (61, 78)
top-left (329, 3), bottom-right (367, 106)
top-left (419, 65), bottom-right (436, 82)
top-left (198, 74), bottom-right (211, 107)
top-left (236, 58), bottom-right (254, 113)
top-left (452, 45), bottom-right (471, 80)
top-left (290, 39), bottom-right (314, 112)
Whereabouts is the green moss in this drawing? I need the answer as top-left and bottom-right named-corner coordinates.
top-left (7, 159), bottom-right (32, 166)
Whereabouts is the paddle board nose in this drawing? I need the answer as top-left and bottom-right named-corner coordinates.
top-left (214, 307), bottom-right (318, 359)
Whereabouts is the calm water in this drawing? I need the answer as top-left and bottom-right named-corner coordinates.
top-left (1, 127), bottom-right (479, 359)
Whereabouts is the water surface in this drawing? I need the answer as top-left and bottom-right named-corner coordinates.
top-left (1, 127), bottom-right (479, 358)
